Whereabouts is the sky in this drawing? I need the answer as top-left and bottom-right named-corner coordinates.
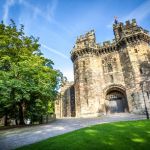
top-left (0, 0), bottom-right (150, 81)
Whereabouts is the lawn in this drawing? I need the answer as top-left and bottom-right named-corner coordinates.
top-left (17, 120), bottom-right (150, 150)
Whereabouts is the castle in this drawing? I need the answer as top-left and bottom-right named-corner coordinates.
top-left (55, 19), bottom-right (150, 118)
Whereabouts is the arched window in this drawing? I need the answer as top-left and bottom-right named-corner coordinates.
top-left (108, 63), bottom-right (113, 72)
top-left (102, 60), bottom-right (105, 64)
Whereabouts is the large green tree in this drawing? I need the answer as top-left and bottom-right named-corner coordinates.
top-left (0, 20), bottom-right (62, 125)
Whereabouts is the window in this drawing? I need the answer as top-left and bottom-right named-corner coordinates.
top-left (83, 61), bottom-right (85, 66)
top-left (85, 78), bottom-right (87, 83)
top-left (91, 42), bottom-right (94, 47)
top-left (83, 61), bottom-right (85, 71)
top-left (139, 68), bottom-right (143, 74)
top-left (134, 49), bottom-right (138, 53)
top-left (146, 91), bottom-right (149, 100)
top-left (84, 41), bottom-right (89, 47)
top-left (110, 75), bottom-right (114, 83)
top-left (108, 63), bottom-right (113, 72)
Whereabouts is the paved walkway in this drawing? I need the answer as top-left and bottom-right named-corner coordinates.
top-left (0, 113), bottom-right (146, 150)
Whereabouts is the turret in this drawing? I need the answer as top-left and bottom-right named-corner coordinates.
top-left (113, 18), bottom-right (149, 42)
top-left (74, 30), bottom-right (96, 50)
top-left (113, 18), bottom-right (124, 41)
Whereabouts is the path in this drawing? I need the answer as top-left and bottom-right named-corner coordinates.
top-left (0, 113), bottom-right (146, 150)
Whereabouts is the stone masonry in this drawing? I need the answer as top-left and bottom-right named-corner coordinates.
top-left (55, 19), bottom-right (150, 118)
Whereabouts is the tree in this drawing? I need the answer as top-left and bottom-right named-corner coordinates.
top-left (0, 20), bottom-right (62, 125)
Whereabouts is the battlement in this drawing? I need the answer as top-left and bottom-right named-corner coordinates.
top-left (96, 40), bottom-right (115, 48)
top-left (72, 30), bottom-right (116, 52)
top-left (113, 19), bottom-right (137, 29)
top-left (73, 30), bottom-right (96, 50)
top-left (113, 19), bottom-right (149, 40)
top-left (76, 30), bottom-right (95, 42)
top-left (102, 39), bottom-right (116, 47)
top-left (71, 19), bottom-right (150, 62)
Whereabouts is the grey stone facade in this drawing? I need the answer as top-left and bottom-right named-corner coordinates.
top-left (55, 19), bottom-right (150, 118)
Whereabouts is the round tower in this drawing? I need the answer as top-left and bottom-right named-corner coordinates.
top-left (71, 30), bottom-right (102, 117)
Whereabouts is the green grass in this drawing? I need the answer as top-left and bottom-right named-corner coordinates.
top-left (17, 120), bottom-right (150, 150)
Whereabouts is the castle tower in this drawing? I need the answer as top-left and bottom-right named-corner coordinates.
top-left (116, 19), bottom-right (150, 114)
top-left (55, 19), bottom-right (150, 118)
top-left (71, 30), bottom-right (102, 117)
top-left (70, 19), bottom-right (150, 117)
top-left (113, 21), bottom-right (123, 40)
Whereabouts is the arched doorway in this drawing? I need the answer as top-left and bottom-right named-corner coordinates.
top-left (105, 88), bottom-right (128, 113)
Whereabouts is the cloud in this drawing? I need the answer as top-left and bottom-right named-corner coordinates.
top-left (47, 0), bottom-right (58, 19)
top-left (123, 0), bottom-right (150, 22)
top-left (41, 44), bottom-right (70, 60)
top-left (18, 0), bottom-right (72, 34)
top-left (62, 68), bottom-right (74, 81)
top-left (3, 0), bottom-right (15, 23)
top-left (107, 0), bottom-right (150, 28)
top-left (17, 1), bottom-right (71, 63)
top-left (19, 0), bottom-right (58, 22)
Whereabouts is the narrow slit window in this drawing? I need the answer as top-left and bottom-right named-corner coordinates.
top-left (135, 49), bottom-right (138, 53)
top-left (108, 63), bottom-right (113, 72)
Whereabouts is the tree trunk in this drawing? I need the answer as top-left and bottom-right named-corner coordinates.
top-left (39, 115), bottom-right (43, 124)
top-left (15, 119), bottom-right (18, 125)
top-left (46, 115), bottom-right (48, 123)
top-left (19, 103), bottom-right (25, 125)
top-left (4, 113), bottom-right (8, 126)
top-left (30, 116), bottom-right (33, 125)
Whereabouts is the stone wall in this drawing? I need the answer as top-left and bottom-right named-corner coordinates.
top-left (74, 54), bottom-right (102, 117)
top-left (55, 82), bottom-right (75, 118)
top-left (55, 19), bottom-right (150, 118)
top-left (120, 41), bottom-right (150, 114)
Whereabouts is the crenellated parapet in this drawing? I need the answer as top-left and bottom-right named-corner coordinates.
top-left (113, 18), bottom-right (150, 42)
top-left (71, 19), bottom-right (150, 62)
top-left (57, 18), bottom-right (150, 118)
top-left (73, 30), bottom-right (97, 50)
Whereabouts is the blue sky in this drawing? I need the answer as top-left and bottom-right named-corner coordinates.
top-left (0, 0), bottom-right (150, 81)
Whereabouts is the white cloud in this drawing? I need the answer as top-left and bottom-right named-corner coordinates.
top-left (61, 68), bottom-right (74, 81)
top-left (18, 0), bottom-right (72, 35)
top-left (107, 0), bottom-right (150, 28)
top-left (19, 0), bottom-right (58, 23)
top-left (3, 0), bottom-right (15, 23)
top-left (123, 0), bottom-right (150, 22)
top-left (17, 1), bottom-right (72, 68)
top-left (47, 0), bottom-right (58, 20)
top-left (41, 44), bottom-right (70, 60)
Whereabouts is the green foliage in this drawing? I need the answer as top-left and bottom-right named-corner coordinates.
top-left (0, 20), bottom-right (63, 125)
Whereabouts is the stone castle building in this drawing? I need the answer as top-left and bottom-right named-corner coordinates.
top-left (55, 19), bottom-right (150, 118)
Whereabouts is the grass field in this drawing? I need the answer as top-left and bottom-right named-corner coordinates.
top-left (17, 120), bottom-right (150, 150)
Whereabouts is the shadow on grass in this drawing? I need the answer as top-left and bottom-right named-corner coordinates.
top-left (17, 120), bottom-right (150, 150)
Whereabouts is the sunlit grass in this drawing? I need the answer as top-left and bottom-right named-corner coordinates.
top-left (17, 120), bottom-right (150, 150)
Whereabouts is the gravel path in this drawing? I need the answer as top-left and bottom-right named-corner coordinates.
top-left (0, 113), bottom-right (146, 150)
